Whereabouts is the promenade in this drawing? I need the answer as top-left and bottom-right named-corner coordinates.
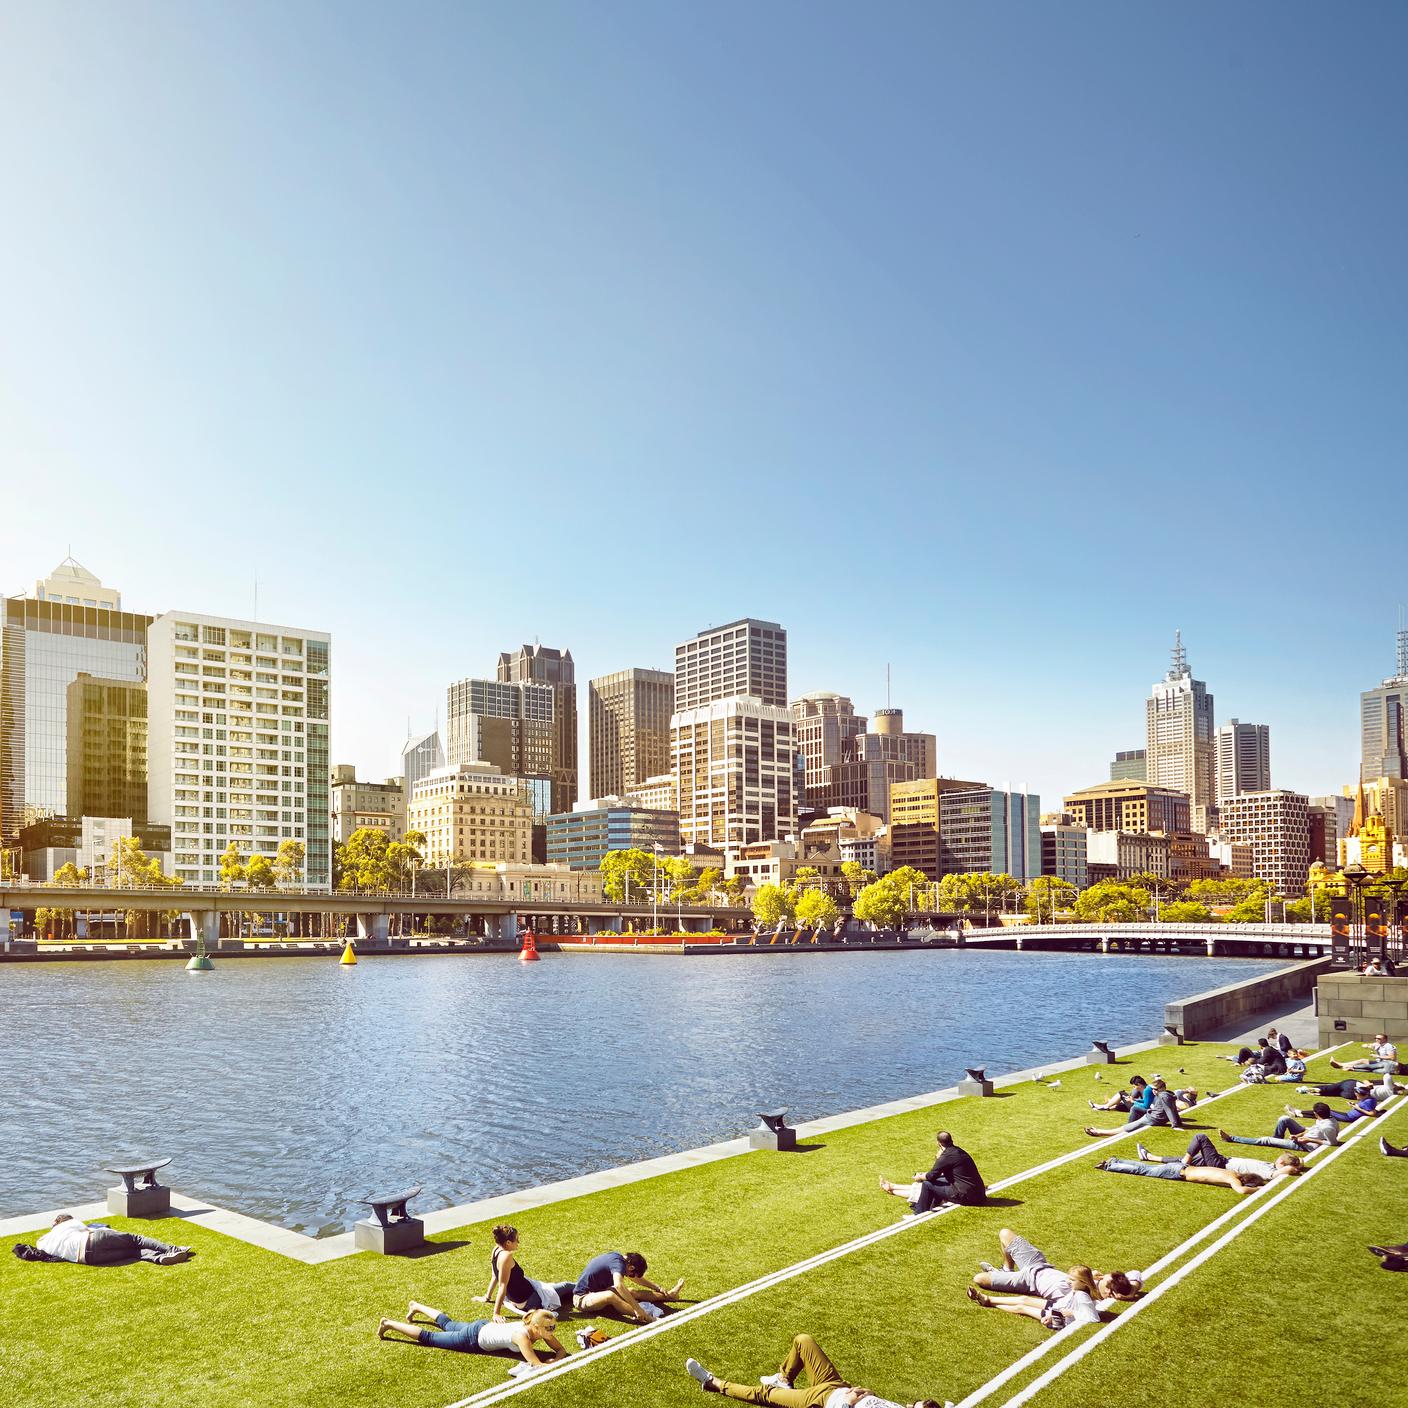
top-left (3, 1018), bottom-right (1398, 1408)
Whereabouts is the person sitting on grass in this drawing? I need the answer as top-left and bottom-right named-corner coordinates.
top-left (377, 1301), bottom-right (567, 1368)
top-left (1084, 1078), bottom-right (1183, 1138)
top-left (683, 1333), bottom-right (946, 1407)
top-left (965, 1229), bottom-right (1141, 1330)
top-left (476, 1225), bottom-right (576, 1318)
top-left (1088, 1075), bottom-right (1145, 1113)
top-left (879, 1130), bottom-right (986, 1215)
top-left (572, 1250), bottom-right (684, 1323)
top-left (1097, 1133), bottom-right (1302, 1194)
top-left (1378, 1137), bottom-right (1408, 1159)
top-left (1217, 1104), bottom-right (1339, 1153)
top-left (1267, 1052), bottom-right (1308, 1084)
top-left (10, 1212), bottom-right (192, 1266)
top-left (1330, 1034), bottom-right (1400, 1075)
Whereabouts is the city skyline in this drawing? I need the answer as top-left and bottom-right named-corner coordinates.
top-left (2, 549), bottom-right (1399, 810)
top-left (3, 6), bottom-right (1406, 812)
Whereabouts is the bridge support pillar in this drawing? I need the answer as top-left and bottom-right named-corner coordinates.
top-left (1015, 937), bottom-right (1023, 951)
top-left (191, 911), bottom-right (220, 949)
top-left (357, 913), bottom-right (390, 945)
top-left (1205, 938), bottom-right (1216, 957)
top-left (492, 913), bottom-right (517, 944)
top-left (1099, 937), bottom-right (1109, 953)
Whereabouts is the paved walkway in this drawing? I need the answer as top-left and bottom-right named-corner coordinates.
top-left (1204, 999), bottom-right (1316, 1050)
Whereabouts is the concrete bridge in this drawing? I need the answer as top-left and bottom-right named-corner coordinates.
top-left (0, 883), bottom-right (749, 947)
top-left (959, 921), bottom-right (1331, 960)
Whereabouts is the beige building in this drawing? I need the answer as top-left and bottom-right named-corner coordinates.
top-left (438, 860), bottom-right (604, 905)
top-left (589, 667), bottom-right (673, 800)
top-left (1145, 632), bottom-right (1216, 828)
top-left (66, 675), bottom-right (148, 824)
top-left (725, 839), bottom-right (844, 894)
top-left (1217, 790), bottom-right (1311, 897)
top-left (888, 776), bottom-right (987, 878)
top-left (407, 762), bottom-right (533, 867)
top-left (330, 764), bottom-right (406, 844)
top-left (624, 772), bottom-right (678, 812)
top-left (1063, 779), bottom-right (1191, 835)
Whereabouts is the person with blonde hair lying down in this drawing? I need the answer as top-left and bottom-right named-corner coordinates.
top-left (965, 1227), bottom-right (1141, 1329)
top-left (377, 1301), bottom-right (568, 1369)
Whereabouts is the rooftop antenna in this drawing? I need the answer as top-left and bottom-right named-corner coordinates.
top-left (886, 663), bottom-right (892, 709)
top-left (253, 576), bottom-right (259, 623)
top-left (1397, 607), bottom-right (1407, 679)
top-left (1169, 628), bottom-right (1187, 679)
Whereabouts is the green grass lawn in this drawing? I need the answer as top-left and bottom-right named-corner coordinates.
top-left (1, 1043), bottom-right (1393, 1408)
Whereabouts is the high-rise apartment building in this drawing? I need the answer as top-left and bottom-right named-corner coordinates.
top-left (889, 775), bottom-right (987, 878)
top-left (1145, 632), bottom-right (1215, 828)
top-left (674, 619), bottom-right (787, 712)
top-left (406, 762), bottom-right (532, 867)
top-left (497, 644), bottom-right (578, 812)
top-left (1, 560), bottom-right (151, 839)
top-left (1109, 749), bottom-right (1147, 782)
top-left (1217, 790), bottom-right (1311, 897)
top-left (1062, 780), bottom-right (1191, 835)
top-left (672, 619), bottom-right (792, 848)
top-left (1215, 720), bottom-right (1271, 803)
top-left (937, 787), bottom-right (1042, 881)
top-left (330, 764), bottom-right (406, 845)
top-left (66, 675), bottom-right (148, 824)
top-left (672, 697), bottom-right (795, 849)
top-left (146, 612), bottom-right (332, 888)
top-left (1360, 629), bottom-right (1408, 781)
top-left (589, 668), bottom-right (673, 800)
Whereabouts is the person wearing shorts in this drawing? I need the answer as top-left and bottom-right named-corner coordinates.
top-left (967, 1230), bottom-right (1139, 1329)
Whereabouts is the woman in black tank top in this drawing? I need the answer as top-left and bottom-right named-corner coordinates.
top-left (478, 1226), bottom-right (537, 1317)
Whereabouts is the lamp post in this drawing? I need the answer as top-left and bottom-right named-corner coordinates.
top-left (1343, 861), bottom-right (1369, 965)
top-left (652, 842), bottom-right (663, 934)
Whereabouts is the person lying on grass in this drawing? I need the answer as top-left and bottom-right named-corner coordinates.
top-left (377, 1302), bottom-right (567, 1367)
top-left (1096, 1133), bottom-right (1302, 1194)
top-left (965, 1228), bottom-right (1141, 1330)
top-left (879, 1129), bottom-right (986, 1215)
top-left (476, 1224), bottom-right (576, 1319)
top-left (572, 1250), bottom-right (684, 1323)
top-left (1088, 1075), bottom-right (1144, 1113)
top-left (684, 1332), bottom-right (946, 1407)
top-left (1217, 1103), bottom-right (1340, 1153)
top-left (10, 1213), bottom-right (193, 1266)
top-left (1084, 1077), bottom-right (1184, 1138)
top-left (1330, 1034), bottom-right (1400, 1075)
top-left (1296, 1074), bottom-right (1403, 1101)
top-left (1284, 1086), bottom-right (1384, 1125)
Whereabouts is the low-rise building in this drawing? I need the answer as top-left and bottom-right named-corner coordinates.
top-left (1084, 829), bottom-right (1172, 881)
top-left (17, 816), bottom-right (171, 882)
top-left (330, 764), bottom-right (406, 844)
top-left (545, 799), bottom-right (681, 871)
top-left (725, 840), bottom-right (845, 894)
top-left (1040, 822), bottom-right (1088, 889)
top-left (938, 788), bottom-right (1042, 881)
top-left (1063, 780), bottom-right (1190, 835)
top-left (1217, 790), bottom-right (1311, 896)
top-left (407, 763), bottom-right (533, 867)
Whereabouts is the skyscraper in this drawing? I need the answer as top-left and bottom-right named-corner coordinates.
top-left (146, 611), bottom-right (332, 888)
top-left (671, 618), bottom-right (793, 848)
top-left (589, 667), bottom-right (673, 800)
top-left (791, 692), bottom-right (865, 799)
top-left (401, 729), bottom-right (445, 805)
top-left (1360, 628), bottom-right (1408, 782)
top-left (1145, 631), bottom-right (1215, 829)
top-left (445, 676), bottom-right (556, 829)
top-left (1215, 720), bottom-right (1271, 803)
top-left (66, 675), bottom-right (149, 824)
top-left (1, 560), bottom-right (151, 839)
top-left (497, 644), bottom-right (578, 812)
top-left (674, 619), bottom-right (787, 711)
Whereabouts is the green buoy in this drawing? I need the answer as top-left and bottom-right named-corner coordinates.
top-left (186, 927), bottom-right (215, 972)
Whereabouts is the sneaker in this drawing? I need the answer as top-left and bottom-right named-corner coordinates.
top-left (686, 1359), bottom-right (718, 1393)
top-left (1094, 1159), bottom-right (1110, 1171)
top-left (154, 1249), bottom-right (191, 1265)
top-left (977, 1260), bottom-right (996, 1273)
top-left (1218, 1130), bottom-right (1233, 1143)
top-left (1296, 1087), bottom-right (1312, 1094)
top-left (760, 1373), bottom-right (792, 1389)
top-left (1135, 1143), bottom-right (1152, 1161)
top-left (1283, 1104), bottom-right (1300, 1117)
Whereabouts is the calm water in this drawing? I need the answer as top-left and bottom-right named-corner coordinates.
top-left (1, 950), bottom-right (1283, 1232)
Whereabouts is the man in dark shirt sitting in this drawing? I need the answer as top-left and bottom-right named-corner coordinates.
top-left (880, 1130), bottom-right (986, 1215)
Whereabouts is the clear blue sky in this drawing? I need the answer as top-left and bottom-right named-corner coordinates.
top-left (2, 2), bottom-right (1404, 805)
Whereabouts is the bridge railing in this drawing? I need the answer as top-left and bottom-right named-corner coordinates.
top-left (976, 922), bottom-right (1330, 941)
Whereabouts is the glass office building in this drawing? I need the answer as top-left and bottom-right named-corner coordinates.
top-left (1, 594), bottom-right (152, 839)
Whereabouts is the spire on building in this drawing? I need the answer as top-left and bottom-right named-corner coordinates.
top-left (1168, 629), bottom-right (1188, 681)
top-left (1397, 624), bottom-right (1407, 682)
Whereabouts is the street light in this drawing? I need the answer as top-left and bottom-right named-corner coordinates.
top-left (1343, 861), bottom-right (1370, 964)
top-left (652, 842), bottom-right (663, 934)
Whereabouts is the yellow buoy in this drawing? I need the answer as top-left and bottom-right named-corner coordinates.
top-left (340, 941), bottom-right (358, 966)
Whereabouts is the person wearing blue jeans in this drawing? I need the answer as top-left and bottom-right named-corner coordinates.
top-left (1098, 1134), bottom-right (1302, 1195)
top-left (1219, 1104), bottom-right (1339, 1152)
top-left (1085, 1079), bottom-right (1184, 1139)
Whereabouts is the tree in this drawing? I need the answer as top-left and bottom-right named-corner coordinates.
top-left (218, 842), bottom-right (247, 889)
top-left (937, 872), bottom-right (977, 914)
top-left (752, 883), bottom-right (797, 926)
top-left (1224, 887), bottom-right (1271, 924)
top-left (245, 854), bottom-right (275, 890)
top-left (722, 875), bottom-right (746, 904)
top-left (796, 888), bottom-right (840, 930)
top-left (273, 839), bottom-right (306, 889)
top-left (693, 866), bottom-right (723, 904)
top-left (1024, 876), bottom-right (1076, 922)
top-left (1160, 900), bottom-right (1213, 923)
top-left (853, 876), bottom-right (908, 929)
top-left (1186, 876), bottom-right (1262, 905)
top-left (600, 848), bottom-right (658, 904)
top-left (39, 861), bottom-right (88, 938)
top-left (840, 860), bottom-right (876, 898)
top-left (1073, 880), bottom-right (1150, 923)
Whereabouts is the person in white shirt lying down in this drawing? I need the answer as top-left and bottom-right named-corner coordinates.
top-left (11, 1213), bottom-right (192, 1266)
top-left (684, 1334), bottom-right (946, 1408)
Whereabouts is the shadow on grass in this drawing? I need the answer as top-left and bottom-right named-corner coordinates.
top-left (793, 1143), bottom-right (827, 1153)
top-left (399, 1239), bottom-right (472, 1258)
top-left (980, 1196), bottom-right (1024, 1208)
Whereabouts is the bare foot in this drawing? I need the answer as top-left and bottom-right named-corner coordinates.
top-left (966, 1287), bottom-right (994, 1308)
top-left (879, 1177), bottom-right (896, 1194)
top-left (668, 1278), bottom-right (685, 1298)
top-left (377, 1319), bottom-right (392, 1340)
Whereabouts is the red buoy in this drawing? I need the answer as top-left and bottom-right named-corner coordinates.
top-left (519, 928), bottom-right (540, 963)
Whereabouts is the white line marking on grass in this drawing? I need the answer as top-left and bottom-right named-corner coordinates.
top-left (988, 1089), bottom-right (1405, 1408)
top-left (443, 1046), bottom-right (1347, 1408)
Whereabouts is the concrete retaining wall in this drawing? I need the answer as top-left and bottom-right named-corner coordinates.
top-left (1165, 956), bottom-right (1332, 1039)
top-left (1316, 971), bottom-right (1408, 1047)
